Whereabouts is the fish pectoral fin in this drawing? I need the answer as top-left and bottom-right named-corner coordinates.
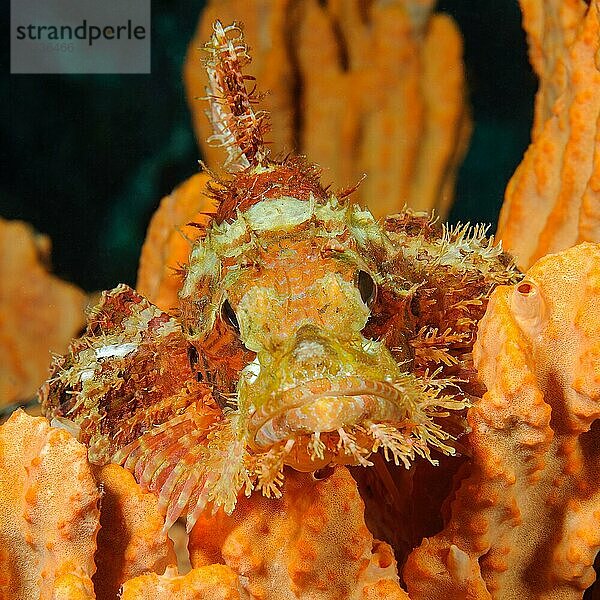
top-left (112, 406), bottom-right (251, 532)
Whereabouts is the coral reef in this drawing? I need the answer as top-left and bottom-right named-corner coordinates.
top-left (93, 464), bottom-right (177, 600)
top-left (184, 0), bottom-right (470, 219)
top-left (498, 0), bottom-right (600, 269)
top-left (404, 242), bottom-right (600, 598)
top-left (188, 466), bottom-right (409, 600)
top-left (0, 410), bottom-right (99, 600)
top-left (0, 218), bottom-right (87, 410)
top-left (519, 0), bottom-right (588, 139)
top-left (0, 412), bottom-right (412, 599)
top-left (2, 3), bottom-right (600, 598)
top-left (120, 564), bottom-right (244, 599)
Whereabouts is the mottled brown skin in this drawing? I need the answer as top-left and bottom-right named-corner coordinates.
top-left (211, 156), bottom-right (328, 223)
top-left (41, 286), bottom-right (220, 463)
top-left (371, 213), bottom-right (513, 399)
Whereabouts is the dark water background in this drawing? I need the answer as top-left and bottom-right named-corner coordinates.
top-left (2, 0), bottom-right (536, 292)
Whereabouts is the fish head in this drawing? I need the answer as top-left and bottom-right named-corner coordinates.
top-left (180, 174), bottom-right (424, 471)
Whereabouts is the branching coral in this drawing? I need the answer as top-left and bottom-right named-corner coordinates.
top-left (0, 410), bottom-right (100, 600)
top-left (93, 464), bottom-right (177, 600)
top-left (136, 172), bottom-right (215, 313)
top-left (188, 466), bottom-right (409, 600)
top-left (403, 242), bottom-right (600, 599)
top-left (184, 0), bottom-right (470, 219)
top-left (498, 0), bottom-right (600, 269)
top-left (0, 218), bottom-right (87, 409)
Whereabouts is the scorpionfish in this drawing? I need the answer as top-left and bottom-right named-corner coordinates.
top-left (40, 21), bottom-right (521, 532)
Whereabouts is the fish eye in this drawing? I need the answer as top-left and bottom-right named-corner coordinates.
top-left (357, 270), bottom-right (377, 307)
top-left (221, 298), bottom-right (240, 333)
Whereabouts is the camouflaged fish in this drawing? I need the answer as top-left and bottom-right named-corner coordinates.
top-left (40, 21), bottom-right (521, 532)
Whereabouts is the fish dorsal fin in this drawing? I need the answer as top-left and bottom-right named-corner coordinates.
top-left (203, 21), bottom-right (269, 172)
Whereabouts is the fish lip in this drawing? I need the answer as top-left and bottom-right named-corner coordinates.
top-left (248, 376), bottom-right (406, 448)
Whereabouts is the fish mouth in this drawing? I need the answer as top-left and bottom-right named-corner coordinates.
top-left (249, 376), bottom-right (409, 448)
